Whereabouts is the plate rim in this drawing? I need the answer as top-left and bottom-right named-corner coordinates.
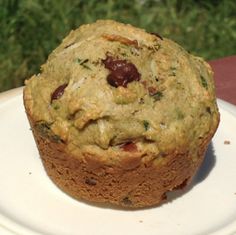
top-left (0, 87), bottom-right (236, 235)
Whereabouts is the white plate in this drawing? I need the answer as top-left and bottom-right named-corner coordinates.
top-left (0, 88), bottom-right (236, 235)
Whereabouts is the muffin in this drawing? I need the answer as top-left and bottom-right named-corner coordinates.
top-left (23, 20), bottom-right (219, 208)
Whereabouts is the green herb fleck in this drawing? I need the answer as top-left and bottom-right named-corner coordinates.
top-left (80, 58), bottom-right (89, 65)
top-left (151, 91), bottom-right (163, 101)
top-left (170, 66), bottom-right (177, 76)
top-left (35, 122), bottom-right (62, 143)
top-left (77, 58), bottom-right (91, 70)
top-left (51, 134), bottom-right (63, 143)
top-left (82, 64), bottom-right (91, 70)
top-left (52, 103), bottom-right (60, 110)
top-left (143, 120), bottom-right (150, 131)
top-left (152, 42), bottom-right (161, 51)
top-left (120, 44), bottom-right (129, 49)
top-left (176, 109), bottom-right (184, 120)
top-left (200, 75), bottom-right (208, 89)
top-left (206, 106), bottom-right (211, 114)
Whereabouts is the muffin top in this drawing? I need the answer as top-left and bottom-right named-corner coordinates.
top-left (24, 20), bottom-right (219, 160)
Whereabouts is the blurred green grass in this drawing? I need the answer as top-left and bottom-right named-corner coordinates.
top-left (0, 0), bottom-right (236, 92)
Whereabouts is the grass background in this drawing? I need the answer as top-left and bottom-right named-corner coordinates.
top-left (0, 0), bottom-right (235, 92)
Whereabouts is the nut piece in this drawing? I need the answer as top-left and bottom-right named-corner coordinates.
top-left (121, 142), bottom-right (137, 152)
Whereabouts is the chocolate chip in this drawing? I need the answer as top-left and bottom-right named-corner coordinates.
top-left (102, 55), bottom-right (140, 87)
top-left (85, 178), bottom-right (97, 186)
top-left (121, 142), bottom-right (137, 152)
top-left (51, 83), bottom-right (68, 102)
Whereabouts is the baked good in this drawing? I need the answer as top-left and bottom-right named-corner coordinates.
top-left (23, 20), bottom-right (220, 208)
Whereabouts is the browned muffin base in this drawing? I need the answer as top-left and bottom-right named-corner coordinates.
top-left (28, 122), bottom-right (209, 208)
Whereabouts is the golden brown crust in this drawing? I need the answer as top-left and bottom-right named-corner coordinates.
top-left (25, 104), bottom-right (217, 208)
top-left (23, 20), bottom-right (220, 208)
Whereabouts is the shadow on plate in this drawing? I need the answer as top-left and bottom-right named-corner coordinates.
top-left (166, 141), bottom-right (216, 203)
